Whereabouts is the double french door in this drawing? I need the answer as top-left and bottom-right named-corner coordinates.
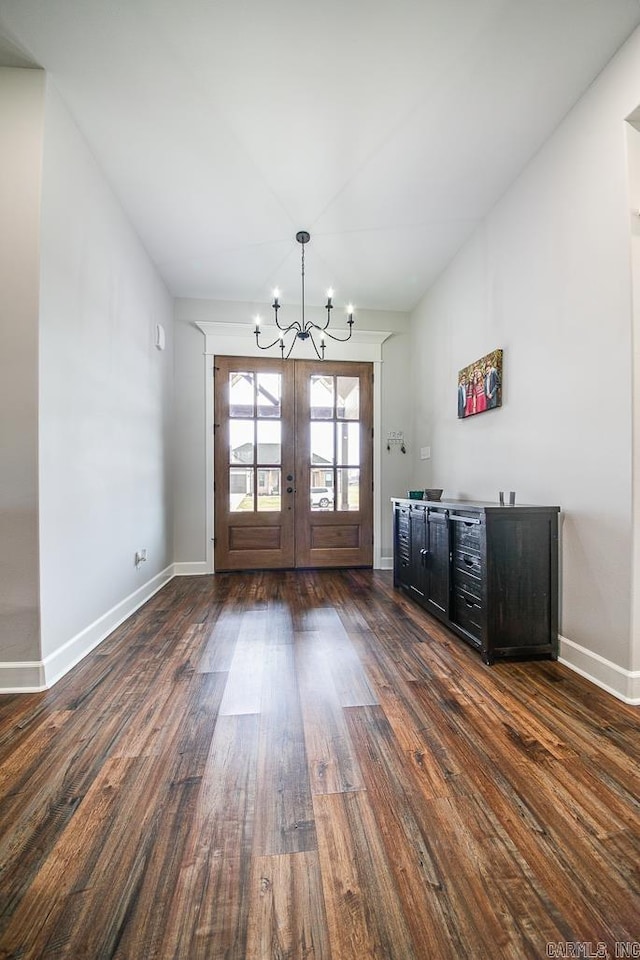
top-left (213, 356), bottom-right (373, 570)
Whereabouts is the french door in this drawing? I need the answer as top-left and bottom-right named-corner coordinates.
top-left (213, 356), bottom-right (373, 570)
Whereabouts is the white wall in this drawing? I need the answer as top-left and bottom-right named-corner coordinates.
top-left (0, 68), bottom-right (44, 668)
top-left (37, 80), bottom-right (174, 679)
top-left (173, 298), bottom-right (411, 566)
top-left (410, 28), bottom-right (640, 696)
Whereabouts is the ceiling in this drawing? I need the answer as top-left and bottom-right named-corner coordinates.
top-left (1, 0), bottom-right (640, 314)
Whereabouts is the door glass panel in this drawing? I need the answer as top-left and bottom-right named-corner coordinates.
top-left (311, 421), bottom-right (334, 465)
top-left (229, 372), bottom-right (254, 417)
top-left (257, 420), bottom-right (281, 464)
top-left (310, 375), bottom-right (334, 419)
top-left (336, 422), bottom-right (360, 465)
top-left (230, 467), bottom-right (253, 511)
top-left (257, 373), bottom-right (281, 418)
top-left (310, 483), bottom-right (334, 511)
top-left (257, 468), bottom-right (281, 511)
top-left (230, 420), bottom-right (254, 464)
top-left (337, 377), bottom-right (359, 420)
top-left (337, 469), bottom-right (359, 511)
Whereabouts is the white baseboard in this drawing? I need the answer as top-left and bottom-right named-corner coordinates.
top-left (559, 634), bottom-right (640, 705)
top-left (0, 565), bottom-right (174, 695)
top-left (379, 555), bottom-right (394, 571)
top-left (173, 561), bottom-right (211, 576)
top-left (0, 660), bottom-right (46, 693)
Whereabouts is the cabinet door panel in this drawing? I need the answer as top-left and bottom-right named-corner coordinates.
top-left (425, 513), bottom-right (449, 617)
top-left (408, 508), bottom-right (427, 599)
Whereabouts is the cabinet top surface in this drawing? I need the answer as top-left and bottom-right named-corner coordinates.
top-left (391, 497), bottom-right (560, 513)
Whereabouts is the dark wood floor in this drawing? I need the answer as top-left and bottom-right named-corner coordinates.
top-left (0, 570), bottom-right (639, 960)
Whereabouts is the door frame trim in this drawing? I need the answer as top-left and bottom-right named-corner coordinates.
top-left (196, 321), bottom-right (393, 573)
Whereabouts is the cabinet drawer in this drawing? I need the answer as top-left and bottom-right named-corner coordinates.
top-left (452, 590), bottom-right (483, 641)
top-left (453, 566), bottom-right (483, 601)
top-left (454, 549), bottom-right (483, 579)
top-left (452, 521), bottom-right (481, 551)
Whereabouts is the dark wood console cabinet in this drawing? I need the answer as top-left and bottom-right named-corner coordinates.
top-left (392, 498), bottom-right (560, 664)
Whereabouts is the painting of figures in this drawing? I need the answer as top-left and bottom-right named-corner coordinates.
top-left (457, 349), bottom-right (502, 419)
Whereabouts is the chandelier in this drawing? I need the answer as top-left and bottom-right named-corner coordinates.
top-left (254, 231), bottom-right (354, 360)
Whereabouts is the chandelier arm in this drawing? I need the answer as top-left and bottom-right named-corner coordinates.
top-left (283, 332), bottom-right (298, 360)
top-left (255, 331), bottom-right (289, 351)
top-left (308, 330), bottom-right (326, 361)
top-left (316, 323), bottom-right (354, 344)
top-left (273, 313), bottom-right (302, 334)
top-left (318, 302), bottom-right (333, 331)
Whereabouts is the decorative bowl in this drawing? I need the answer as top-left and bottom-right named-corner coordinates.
top-left (424, 488), bottom-right (443, 501)
top-left (408, 490), bottom-right (424, 499)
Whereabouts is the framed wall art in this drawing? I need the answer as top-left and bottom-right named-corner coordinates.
top-left (457, 348), bottom-right (502, 419)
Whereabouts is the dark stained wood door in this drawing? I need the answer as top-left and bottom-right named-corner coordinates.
top-left (214, 356), bottom-right (295, 570)
top-left (214, 357), bottom-right (373, 570)
top-left (294, 360), bottom-right (373, 568)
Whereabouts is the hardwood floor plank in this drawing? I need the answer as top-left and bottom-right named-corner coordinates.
top-left (161, 713), bottom-right (260, 960)
top-left (296, 629), bottom-right (364, 795)
top-left (310, 608), bottom-right (378, 708)
top-left (218, 611), bottom-right (267, 715)
top-left (197, 607), bottom-right (242, 674)
top-left (253, 643), bottom-right (317, 856)
top-left (313, 790), bottom-right (416, 960)
top-left (110, 770), bottom-right (205, 960)
top-left (246, 852), bottom-right (331, 960)
top-left (344, 705), bottom-right (469, 957)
